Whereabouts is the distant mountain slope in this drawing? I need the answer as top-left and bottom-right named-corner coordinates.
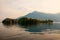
top-left (17, 11), bottom-right (60, 22)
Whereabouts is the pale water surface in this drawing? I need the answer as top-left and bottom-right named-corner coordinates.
top-left (0, 22), bottom-right (60, 40)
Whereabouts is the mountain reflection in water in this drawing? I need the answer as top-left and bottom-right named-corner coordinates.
top-left (2, 22), bottom-right (60, 33)
top-left (1, 23), bottom-right (60, 40)
top-left (3, 23), bottom-right (53, 33)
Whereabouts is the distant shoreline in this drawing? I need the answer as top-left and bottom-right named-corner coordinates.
top-left (53, 22), bottom-right (60, 23)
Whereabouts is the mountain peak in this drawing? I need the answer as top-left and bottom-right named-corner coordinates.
top-left (31, 11), bottom-right (44, 14)
top-left (32, 11), bottom-right (39, 13)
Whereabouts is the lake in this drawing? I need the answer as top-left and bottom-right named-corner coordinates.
top-left (1, 22), bottom-right (60, 40)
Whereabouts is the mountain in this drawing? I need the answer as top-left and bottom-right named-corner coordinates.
top-left (25, 11), bottom-right (54, 19)
top-left (18, 11), bottom-right (60, 22)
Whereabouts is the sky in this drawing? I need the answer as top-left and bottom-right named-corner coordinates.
top-left (0, 0), bottom-right (60, 20)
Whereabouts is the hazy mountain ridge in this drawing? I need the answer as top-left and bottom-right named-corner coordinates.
top-left (18, 11), bottom-right (60, 22)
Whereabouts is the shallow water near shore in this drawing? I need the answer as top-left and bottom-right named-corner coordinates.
top-left (1, 22), bottom-right (60, 40)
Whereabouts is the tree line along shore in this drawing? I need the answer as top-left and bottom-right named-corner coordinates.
top-left (2, 17), bottom-right (53, 25)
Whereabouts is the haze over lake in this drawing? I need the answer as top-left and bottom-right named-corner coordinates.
top-left (1, 0), bottom-right (60, 40)
top-left (0, 22), bottom-right (60, 40)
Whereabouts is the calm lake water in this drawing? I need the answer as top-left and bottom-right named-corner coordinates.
top-left (27, 23), bottom-right (60, 32)
top-left (1, 22), bottom-right (60, 40)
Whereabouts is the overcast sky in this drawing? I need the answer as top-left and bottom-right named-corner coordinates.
top-left (0, 0), bottom-right (60, 20)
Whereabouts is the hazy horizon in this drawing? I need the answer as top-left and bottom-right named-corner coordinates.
top-left (1, 0), bottom-right (60, 21)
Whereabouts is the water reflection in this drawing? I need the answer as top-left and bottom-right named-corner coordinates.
top-left (1, 23), bottom-right (60, 40)
top-left (24, 24), bottom-right (53, 32)
top-left (2, 22), bottom-right (53, 33)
